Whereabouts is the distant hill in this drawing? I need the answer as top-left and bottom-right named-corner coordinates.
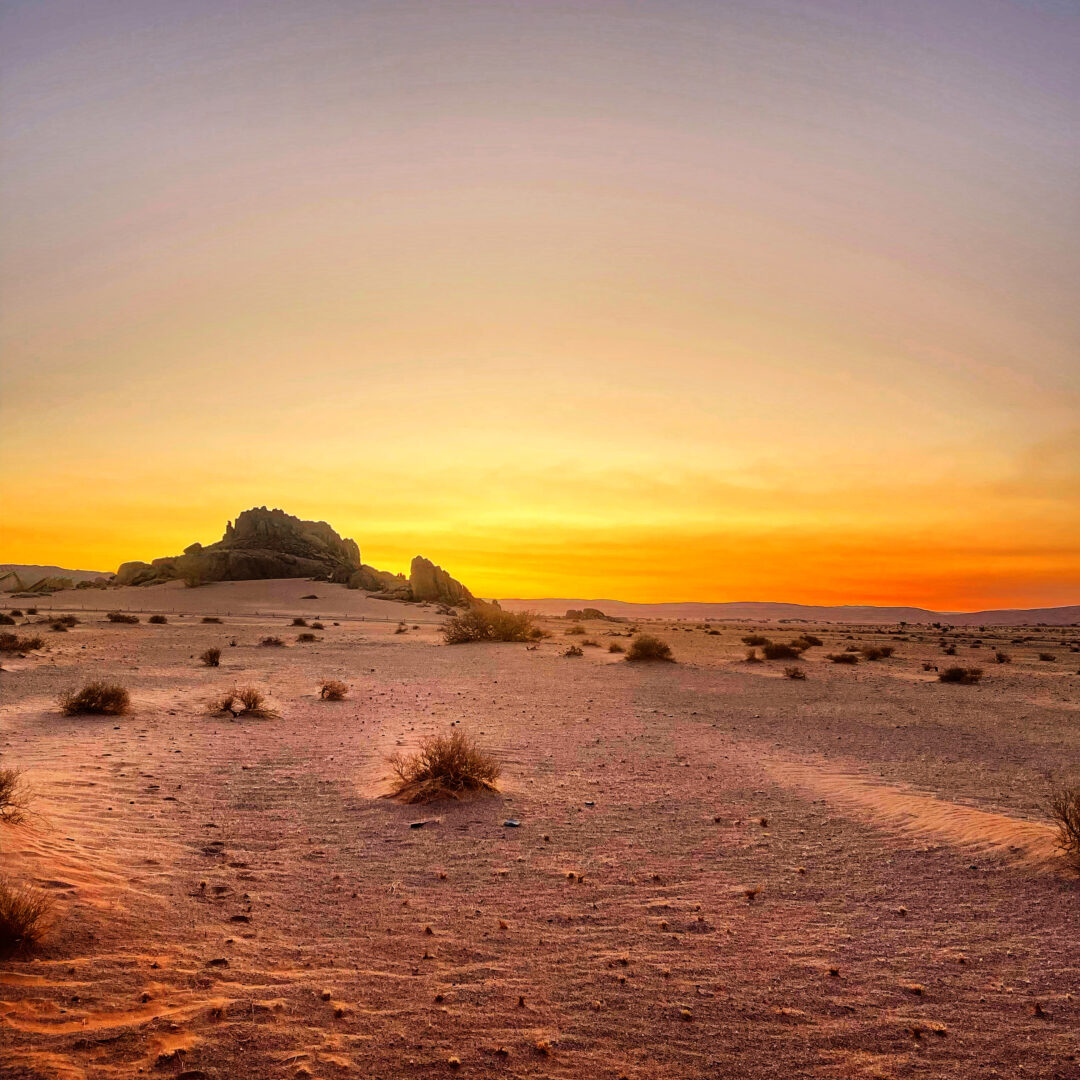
top-left (1, 564), bottom-right (112, 589)
top-left (499, 598), bottom-right (1080, 626)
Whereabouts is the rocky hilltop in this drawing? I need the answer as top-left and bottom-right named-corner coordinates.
top-left (116, 507), bottom-right (473, 605)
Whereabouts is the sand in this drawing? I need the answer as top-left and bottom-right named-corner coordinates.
top-left (1, 590), bottom-right (1079, 1078)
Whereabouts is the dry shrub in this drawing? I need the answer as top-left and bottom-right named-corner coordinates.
top-left (745, 647), bottom-right (763, 663)
top-left (320, 680), bottom-right (348, 701)
top-left (296, 632), bottom-right (317, 643)
top-left (762, 642), bottom-right (803, 661)
top-left (0, 615), bottom-right (14, 626)
top-left (9, 609), bottom-right (22, 617)
top-left (564, 644), bottom-right (584, 657)
top-left (394, 622), bottom-right (408, 634)
top-left (200, 647), bottom-right (221, 667)
top-left (798, 634), bottom-right (824, 647)
top-left (0, 633), bottom-right (44, 653)
top-left (25, 608), bottom-right (37, 616)
top-left (994, 651), bottom-right (1011, 663)
top-left (0, 878), bottom-right (53, 957)
top-left (443, 606), bottom-right (535, 644)
top-left (50, 621), bottom-right (68, 632)
top-left (943, 645), bottom-right (957, 655)
top-left (567, 625), bottom-right (586, 636)
top-left (106, 612), bottom-right (139, 624)
top-left (210, 686), bottom-right (277, 719)
top-left (827, 652), bottom-right (858, 665)
top-left (202, 616), bottom-right (223, 624)
top-left (148, 614), bottom-right (168, 624)
top-left (608, 642), bottom-right (625, 654)
top-left (1049, 785), bottom-right (1080, 872)
top-left (742, 634), bottom-right (771, 646)
top-left (311, 622), bottom-right (325, 630)
top-left (626, 634), bottom-right (674, 663)
top-left (939, 667), bottom-right (982, 684)
top-left (784, 666), bottom-right (807, 680)
top-left (389, 729), bottom-right (499, 803)
top-left (860, 646), bottom-right (894, 661)
top-left (292, 617), bottom-right (308, 627)
top-left (582, 638), bottom-right (600, 647)
top-left (259, 636), bottom-right (285, 647)
top-left (59, 681), bottom-right (130, 715)
top-left (0, 768), bottom-right (32, 823)
top-left (58, 612), bottom-right (82, 625)
top-left (1038, 653), bottom-right (1057, 662)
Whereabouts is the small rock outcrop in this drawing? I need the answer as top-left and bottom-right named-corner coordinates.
top-left (113, 507), bottom-right (475, 603)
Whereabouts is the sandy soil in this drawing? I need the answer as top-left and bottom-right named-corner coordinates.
top-left (2, 594), bottom-right (1079, 1078)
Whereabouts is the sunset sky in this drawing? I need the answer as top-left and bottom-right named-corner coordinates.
top-left (1, 1), bottom-right (1077, 609)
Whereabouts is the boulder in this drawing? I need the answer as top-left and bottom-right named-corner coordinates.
top-left (409, 556), bottom-right (474, 606)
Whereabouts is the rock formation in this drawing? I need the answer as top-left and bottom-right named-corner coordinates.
top-left (114, 506), bottom-right (474, 603)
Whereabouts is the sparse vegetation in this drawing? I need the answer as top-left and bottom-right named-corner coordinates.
top-left (1049, 785), bottom-right (1080, 872)
top-left (860, 645), bottom-right (894, 661)
top-left (297, 632), bottom-right (317, 643)
top-left (202, 616), bottom-right (223, 624)
top-left (626, 634), bottom-right (674, 663)
top-left (148, 614), bottom-right (168, 624)
top-left (582, 638), bottom-right (600, 647)
top-left (49, 621), bottom-right (68, 632)
top-left (608, 642), bottom-right (625, 653)
top-left (784, 666), bottom-right (807, 680)
top-left (0, 615), bottom-right (14, 626)
top-left (827, 652), bottom-right (858, 664)
top-left (259, 636), bottom-right (285, 647)
top-left (762, 642), bottom-right (803, 660)
top-left (292, 617), bottom-right (309, 627)
top-left (741, 634), bottom-right (770, 646)
top-left (0, 633), bottom-right (45, 653)
top-left (319, 680), bottom-right (348, 701)
top-left (106, 612), bottom-right (139, 624)
top-left (388, 729), bottom-right (500, 803)
top-left (442, 606), bottom-right (535, 644)
top-left (311, 622), bottom-right (325, 630)
top-left (59, 681), bottom-right (130, 715)
top-left (210, 686), bottom-right (277, 719)
top-left (394, 622), bottom-right (408, 634)
top-left (939, 667), bottom-right (983, 684)
top-left (564, 644), bottom-right (584, 657)
top-left (994, 651), bottom-right (1011, 663)
top-left (745, 648), bottom-right (763, 663)
top-left (567, 625), bottom-right (586, 635)
top-left (1038, 652), bottom-right (1057, 662)
top-left (200, 647), bottom-right (221, 667)
top-left (0, 878), bottom-right (53, 957)
top-left (0, 768), bottom-right (32, 823)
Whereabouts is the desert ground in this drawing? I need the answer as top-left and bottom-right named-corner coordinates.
top-left (2, 582), bottom-right (1079, 1079)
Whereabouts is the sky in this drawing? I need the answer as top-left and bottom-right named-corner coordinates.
top-left (1, 0), bottom-right (1077, 609)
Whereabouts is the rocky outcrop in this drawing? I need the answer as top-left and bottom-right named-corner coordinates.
top-left (112, 507), bottom-right (475, 602)
top-left (409, 556), bottom-right (474, 606)
top-left (117, 508), bottom-right (362, 586)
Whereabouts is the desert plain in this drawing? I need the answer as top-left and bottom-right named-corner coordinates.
top-left (1, 579), bottom-right (1079, 1079)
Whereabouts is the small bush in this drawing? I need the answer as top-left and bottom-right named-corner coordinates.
top-left (943, 645), bottom-right (957, 655)
top-left (798, 634), bottom-right (823, 647)
top-left (0, 768), bottom-right (32, 823)
top-left (311, 622), bottom-right (325, 630)
top-left (626, 634), bottom-right (674, 663)
top-left (939, 667), bottom-right (982, 684)
top-left (200, 647), bottom-right (221, 667)
top-left (292, 617), bottom-right (309, 627)
top-left (389, 730), bottom-right (499, 803)
top-left (567, 625), bottom-right (586, 635)
top-left (443, 606), bottom-right (535, 644)
top-left (394, 622), bottom-right (408, 634)
top-left (57, 614), bottom-right (79, 626)
top-left (0, 615), bottom-right (14, 626)
top-left (582, 638), bottom-right (600, 647)
top-left (1038, 653), bottom-right (1057, 662)
top-left (1050, 785), bottom-right (1080, 872)
top-left (762, 642), bottom-right (803, 661)
top-left (0, 634), bottom-right (45, 653)
top-left (860, 646), bottom-right (894, 661)
top-left (106, 612), bottom-right (139, 624)
top-left (59, 681), bottom-right (130, 715)
top-left (50, 621), bottom-right (68, 632)
top-left (608, 642), bottom-right (625, 653)
top-left (0, 878), bottom-right (53, 957)
top-left (741, 634), bottom-right (770, 646)
top-left (25, 608), bottom-right (37, 616)
top-left (259, 636), bottom-right (285, 647)
top-left (784, 666), bottom-right (807, 680)
top-left (148, 614), bottom-right (168, 624)
top-left (9, 610), bottom-right (22, 617)
top-left (745, 647), bottom-right (763, 663)
top-left (320, 680), bottom-right (348, 701)
top-left (202, 616), bottom-right (223, 624)
top-left (827, 652), bottom-right (858, 664)
top-left (210, 686), bottom-right (277, 719)
top-left (297, 632), bottom-right (317, 643)
top-left (994, 651), bottom-right (1011, 664)
top-left (564, 644), bottom-right (584, 657)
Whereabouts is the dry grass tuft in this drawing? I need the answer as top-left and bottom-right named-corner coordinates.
top-left (209, 686), bottom-right (278, 719)
top-left (827, 652), bottom-right (858, 665)
top-left (741, 634), bottom-right (770, 646)
top-left (296, 632), bottom-right (318, 643)
top-left (939, 667), bottom-right (983, 684)
top-left (626, 634), bottom-right (674, 663)
top-left (762, 642), bottom-right (804, 660)
top-left (784, 666), bottom-right (807, 680)
top-left (202, 616), bottom-right (223, 624)
top-left (106, 611), bottom-right (139, 624)
top-left (319, 680), bottom-right (348, 701)
top-left (148, 614), bottom-right (168, 624)
top-left (860, 645), bottom-right (895, 661)
top-left (292, 617), bottom-right (308, 627)
top-left (608, 642), bottom-right (625, 653)
top-left (59, 681), bottom-right (130, 716)
top-left (0, 768), bottom-right (32, 823)
top-left (259, 636), bottom-right (285, 647)
top-left (0, 633), bottom-right (45, 653)
top-left (1049, 785), bottom-right (1080, 872)
top-left (388, 729), bottom-right (500, 803)
top-left (563, 644), bottom-right (584, 657)
top-left (0, 878), bottom-right (53, 957)
top-left (443, 606), bottom-right (535, 644)
top-left (200, 647), bottom-right (221, 667)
